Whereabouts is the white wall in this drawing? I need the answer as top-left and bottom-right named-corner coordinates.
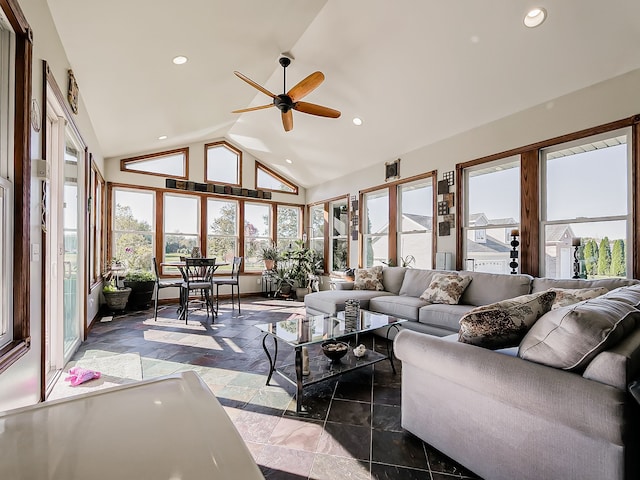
top-left (0, 0), bottom-right (105, 411)
top-left (307, 68), bottom-right (640, 269)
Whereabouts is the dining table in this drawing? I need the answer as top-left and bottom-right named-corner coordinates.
top-left (160, 259), bottom-right (229, 320)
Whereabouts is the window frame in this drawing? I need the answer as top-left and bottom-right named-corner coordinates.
top-left (308, 203), bottom-right (326, 270)
top-left (276, 204), bottom-right (302, 250)
top-left (539, 128), bottom-right (632, 279)
top-left (329, 197), bottom-right (349, 272)
top-left (205, 140), bottom-right (242, 187)
top-left (361, 188), bottom-right (389, 268)
top-left (120, 147), bottom-right (189, 179)
top-left (88, 158), bottom-right (105, 290)
top-left (243, 201), bottom-right (273, 272)
top-left (163, 192), bottom-right (201, 271)
top-left (461, 156), bottom-right (521, 274)
top-left (397, 178), bottom-right (435, 269)
top-left (0, 0), bottom-right (32, 374)
top-left (255, 161), bottom-right (299, 195)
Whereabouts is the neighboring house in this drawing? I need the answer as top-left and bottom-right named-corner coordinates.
top-left (544, 225), bottom-right (576, 279)
top-left (369, 214), bottom-right (433, 268)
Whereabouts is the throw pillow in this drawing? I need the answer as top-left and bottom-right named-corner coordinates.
top-left (548, 287), bottom-right (608, 310)
top-left (458, 291), bottom-right (556, 350)
top-left (518, 297), bottom-right (640, 371)
top-left (353, 266), bottom-right (384, 291)
top-left (420, 273), bottom-right (471, 305)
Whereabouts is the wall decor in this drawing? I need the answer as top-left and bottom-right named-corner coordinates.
top-left (437, 201), bottom-right (449, 216)
top-left (385, 158), bottom-right (400, 181)
top-left (30, 98), bottom-right (41, 132)
top-left (443, 214), bottom-right (455, 228)
top-left (67, 69), bottom-right (79, 114)
top-left (438, 221), bottom-right (451, 236)
top-left (443, 170), bottom-right (455, 186)
top-left (443, 192), bottom-right (454, 207)
top-left (166, 178), bottom-right (271, 199)
top-left (437, 179), bottom-right (449, 195)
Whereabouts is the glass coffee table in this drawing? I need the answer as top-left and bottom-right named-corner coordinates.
top-left (256, 310), bottom-right (406, 414)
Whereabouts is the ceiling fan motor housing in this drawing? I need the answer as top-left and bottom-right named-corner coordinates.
top-left (274, 94), bottom-right (294, 113)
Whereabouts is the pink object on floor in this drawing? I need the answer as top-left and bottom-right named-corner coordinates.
top-left (64, 366), bottom-right (101, 386)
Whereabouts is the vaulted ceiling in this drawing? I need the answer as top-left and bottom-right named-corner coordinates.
top-left (47, 0), bottom-right (640, 188)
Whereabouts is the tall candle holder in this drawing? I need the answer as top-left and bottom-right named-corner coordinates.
top-left (509, 230), bottom-right (519, 274)
top-left (572, 237), bottom-right (582, 279)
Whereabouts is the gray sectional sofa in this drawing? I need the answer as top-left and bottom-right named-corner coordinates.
top-left (304, 268), bottom-right (640, 480)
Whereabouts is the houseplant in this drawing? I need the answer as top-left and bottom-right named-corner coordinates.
top-left (124, 270), bottom-right (156, 310)
top-left (272, 266), bottom-right (295, 298)
top-left (259, 244), bottom-right (279, 271)
top-left (102, 279), bottom-right (131, 312)
top-left (286, 240), bottom-right (322, 300)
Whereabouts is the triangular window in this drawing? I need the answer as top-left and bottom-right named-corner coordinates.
top-left (121, 148), bottom-right (188, 178)
top-left (256, 163), bottom-right (298, 194)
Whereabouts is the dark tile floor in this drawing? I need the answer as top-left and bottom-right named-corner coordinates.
top-left (68, 296), bottom-right (481, 480)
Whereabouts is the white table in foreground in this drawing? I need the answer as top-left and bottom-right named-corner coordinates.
top-left (0, 371), bottom-right (264, 480)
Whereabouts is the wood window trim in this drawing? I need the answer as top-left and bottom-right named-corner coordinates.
top-left (455, 114), bottom-right (640, 276)
top-left (0, 0), bottom-right (32, 374)
top-left (204, 140), bottom-right (242, 187)
top-left (328, 195), bottom-right (350, 273)
top-left (120, 147), bottom-right (189, 180)
top-left (358, 171), bottom-right (437, 268)
top-left (89, 157), bottom-right (106, 291)
top-left (255, 161), bottom-right (299, 195)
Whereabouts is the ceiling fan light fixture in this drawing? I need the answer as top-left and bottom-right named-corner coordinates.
top-left (352, 117), bottom-right (363, 126)
top-left (172, 55), bottom-right (188, 65)
top-left (524, 8), bottom-right (547, 28)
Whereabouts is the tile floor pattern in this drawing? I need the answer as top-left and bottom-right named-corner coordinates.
top-left (60, 297), bottom-right (481, 480)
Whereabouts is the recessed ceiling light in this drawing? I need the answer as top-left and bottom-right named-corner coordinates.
top-left (352, 117), bottom-right (363, 126)
top-left (158, 135), bottom-right (168, 140)
top-left (172, 55), bottom-right (188, 65)
top-left (285, 158), bottom-right (293, 164)
top-left (524, 8), bottom-right (547, 28)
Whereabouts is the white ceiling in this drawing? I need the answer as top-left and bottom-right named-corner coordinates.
top-left (46, 0), bottom-right (640, 188)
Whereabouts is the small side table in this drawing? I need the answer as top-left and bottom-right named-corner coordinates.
top-left (262, 270), bottom-right (276, 297)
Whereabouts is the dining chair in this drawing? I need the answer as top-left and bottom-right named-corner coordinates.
top-left (153, 257), bottom-right (183, 321)
top-left (212, 257), bottom-right (243, 314)
top-left (181, 257), bottom-right (217, 323)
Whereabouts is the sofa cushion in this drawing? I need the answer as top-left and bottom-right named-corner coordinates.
top-left (398, 269), bottom-right (444, 297)
top-left (369, 295), bottom-right (428, 320)
top-left (531, 276), bottom-right (639, 294)
top-left (304, 290), bottom-right (394, 316)
top-left (382, 267), bottom-right (407, 294)
top-left (353, 266), bottom-right (384, 291)
top-left (459, 271), bottom-right (532, 306)
top-left (420, 273), bottom-right (472, 304)
top-left (583, 327), bottom-right (640, 390)
top-left (549, 287), bottom-right (608, 310)
top-left (419, 304), bottom-right (475, 331)
top-left (458, 291), bottom-right (556, 349)
top-left (519, 297), bottom-right (640, 371)
top-left (599, 284), bottom-right (640, 308)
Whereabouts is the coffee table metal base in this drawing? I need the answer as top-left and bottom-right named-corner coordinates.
top-left (262, 334), bottom-right (394, 415)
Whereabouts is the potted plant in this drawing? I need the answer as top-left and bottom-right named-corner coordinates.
top-left (259, 244), bottom-right (279, 271)
top-left (286, 240), bottom-right (322, 300)
top-left (124, 270), bottom-right (156, 310)
top-left (102, 279), bottom-right (131, 312)
top-left (273, 266), bottom-right (295, 298)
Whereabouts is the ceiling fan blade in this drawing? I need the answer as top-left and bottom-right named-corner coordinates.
top-left (287, 71), bottom-right (324, 102)
top-left (233, 71), bottom-right (276, 99)
top-left (231, 104), bottom-right (274, 114)
top-left (294, 101), bottom-right (341, 118)
top-left (282, 110), bottom-right (293, 132)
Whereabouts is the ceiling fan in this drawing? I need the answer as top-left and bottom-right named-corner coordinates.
top-left (232, 57), bottom-right (341, 132)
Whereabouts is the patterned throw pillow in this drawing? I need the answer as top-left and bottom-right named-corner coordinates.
top-left (458, 291), bottom-right (556, 349)
top-left (549, 287), bottom-right (608, 310)
top-left (420, 273), bottom-right (472, 305)
top-left (353, 266), bottom-right (384, 291)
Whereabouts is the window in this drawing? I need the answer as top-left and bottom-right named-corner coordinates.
top-left (207, 199), bottom-right (238, 273)
top-left (256, 162), bottom-right (298, 194)
top-left (309, 204), bottom-right (325, 266)
top-left (330, 199), bottom-right (349, 271)
top-left (398, 180), bottom-right (433, 269)
top-left (0, 178), bottom-right (12, 348)
top-left (277, 205), bottom-right (301, 250)
top-left (113, 189), bottom-right (155, 272)
top-left (362, 190), bottom-right (389, 267)
top-left (244, 202), bottom-right (272, 271)
top-left (89, 162), bottom-right (105, 286)
top-left (164, 194), bottom-right (200, 272)
top-left (541, 130), bottom-right (630, 279)
top-left (463, 157), bottom-right (520, 273)
top-left (205, 141), bottom-right (241, 185)
top-left (120, 148), bottom-right (188, 178)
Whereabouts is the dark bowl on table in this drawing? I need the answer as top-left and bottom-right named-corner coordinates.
top-left (321, 341), bottom-right (349, 361)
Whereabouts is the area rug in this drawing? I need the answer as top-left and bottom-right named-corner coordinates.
top-left (47, 352), bottom-right (143, 401)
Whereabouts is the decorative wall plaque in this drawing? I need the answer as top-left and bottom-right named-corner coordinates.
top-left (385, 158), bottom-right (400, 181)
top-left (67, 69), bottom-right (79, 114)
